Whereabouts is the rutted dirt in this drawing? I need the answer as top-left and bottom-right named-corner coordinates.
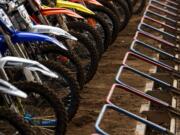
top-left (67, 15), bottom-right (149, 135)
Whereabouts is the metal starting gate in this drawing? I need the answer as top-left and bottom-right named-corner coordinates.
top-left (95, 0), bottom-right (180, 134)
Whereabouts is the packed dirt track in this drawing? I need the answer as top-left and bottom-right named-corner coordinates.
top-left (67, 15), bottom-right (146, 135)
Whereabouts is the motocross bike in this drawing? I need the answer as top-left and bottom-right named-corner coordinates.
top-left (0, 5), bottom-right (79, 122)
top-left (25, 0), bottom-right (100, 83)
top-left (0, 56), bottom-right (68, 135)
top-left (7, 0), bottom-right (86, 89)
top-left (0, 78), bottom-right (35, 135)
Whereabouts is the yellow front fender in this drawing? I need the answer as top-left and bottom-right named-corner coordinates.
top-left (56, 0), bottom-right (94, 14)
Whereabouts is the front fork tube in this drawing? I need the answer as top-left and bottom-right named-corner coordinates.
top-left (0, 28), bottom-right (42, 114)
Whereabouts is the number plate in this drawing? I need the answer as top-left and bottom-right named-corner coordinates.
top-left (0, 9), bottom-right (13, 28)
top-left (17, 5), bottom-right (32, 24)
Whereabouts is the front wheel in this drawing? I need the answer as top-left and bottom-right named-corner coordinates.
top-left (87, 4), bottom-right (120, 43)
top-left (81, 13), bottom-right (112, 50)
top-left (132, 0), bottom-right (146, 14)
top-left (67, 31), bottom-right (99, 83)
top-left (0, 107), bottom-right (35, 135)
top-left (67, 21), bottom-right (104, 58)
top-left (39, 60), bottom-right (80, 121)
top-left (35, 45), bottom-right (85, 90)
top-left (14, 81), bottom-right (68, 135)
top-left (111, 0), bottom-right (131, 31)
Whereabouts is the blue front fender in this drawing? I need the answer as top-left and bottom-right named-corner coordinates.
top-left (12, 32), bottom-right (68, 51)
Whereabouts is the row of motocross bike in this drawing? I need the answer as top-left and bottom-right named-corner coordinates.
top-left (0, 0), bottom-right (145, 134)
top-left (95, 0), bottom-right (180, 134)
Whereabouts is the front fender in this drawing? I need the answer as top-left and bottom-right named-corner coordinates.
top-left (84, 0), bottom-right (103, 6)
top-left (0, 56), bottom-right (58, 79)
top-left (56, 0), bottom-right (94, 14)
top-left (70, 0), bottom-right (103, 6)
top-left (0, 79), bottom-right (27, 98)
top-left (41, 7), bottom-right (83, 19)
top-left (30, 24), bottom-right (77, 40)
top-left (11, 32), bottom-right (68, 51)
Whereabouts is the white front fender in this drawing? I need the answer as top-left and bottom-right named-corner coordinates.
top-left (30, 24), bottom-right (77, 40)
top-left (0, 56), bottom-right (58, 79)
top-left (0, 79), bottom-right (27, 98)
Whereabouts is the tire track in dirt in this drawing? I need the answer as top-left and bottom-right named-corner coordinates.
top-left (67, 15), bottom-right (144, 135)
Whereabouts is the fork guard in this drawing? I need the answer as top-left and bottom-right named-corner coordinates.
top-left (55, 0), bottom-right (95, 14)
top-left (40, 7), bottom-right (83, 18)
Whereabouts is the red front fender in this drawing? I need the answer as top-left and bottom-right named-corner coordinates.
top-left (41, 8), bottom-right (83, 19)
top-left (70, 0), bottom-right (103, 6)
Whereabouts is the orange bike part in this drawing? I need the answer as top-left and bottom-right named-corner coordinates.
top-left (84, 0), bottom-right (103, 6)
top-left (40, 8), bottom-right (83, 18)
top-left (87, 18), bottom-right (97, 28)
top-left (69, 0), bottom-right (103, 6)
top-left (30, 15), bottom-right (41, 24)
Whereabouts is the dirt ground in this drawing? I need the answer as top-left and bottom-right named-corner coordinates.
top-left (67, 15), bottom-right (148, 135)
